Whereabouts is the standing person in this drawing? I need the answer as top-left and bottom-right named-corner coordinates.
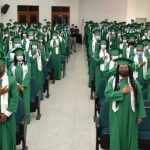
top-left (0, 57), bottom-right (19, 150)
top-left (70, 24), bottom-right (77, 52)
top-left (8, 48), bottom-right (31, 124)
top-left (105, 58), bottom-right (146, 150)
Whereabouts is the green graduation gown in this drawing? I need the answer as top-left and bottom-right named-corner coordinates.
top-left (9, 62), bottom-right (31, 124)
top-left (105, 78), bottom-right (146, 150)
top-left (49, 39), bottom-right (62, 80)
top-left (29, 49), bottom-right (44, 100)
top-left (0, 74), bottom-right (19, 150)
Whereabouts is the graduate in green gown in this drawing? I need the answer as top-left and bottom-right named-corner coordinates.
top-left (133, 43), bottom-right (148, 90)
top-left (49, 32), bottom-right (62, 80)
top-left (29, 40), bottom-right (44, 100)
top-left (119, 35), bottom-right (128, 58)
top-left (0, 57), bottom-right (19, 150)
top-left (103, 48), bottom-right (120, 81)
top-left (105, 58), bottom-right (146, 150)
top-left (8, 48), bottom-right (31, 124)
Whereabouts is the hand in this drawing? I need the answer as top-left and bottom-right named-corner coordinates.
top-left (104, 56), bottom-right (107, 59)
top-left (137, 118), bottom-right (143, 124)
top-left (0, 86), bottom-right (9, 96)
top-left (33, 54), bottom-right (39, 59)
top-left (122, 87), bottom-right (132, 94)
top-left (53, 45), bottom-right (58, 48)
top-left (140, 62), bottom-right (146, 67)
top-left (18, 84), bottom-right (24, 91)
top-left (0, 114), bottom-right (8, 122)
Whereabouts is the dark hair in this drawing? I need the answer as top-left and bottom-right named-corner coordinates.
top-left (14, 54), bottom-right (27, 66)
top-left (114, 65), bottom-right (137, 106)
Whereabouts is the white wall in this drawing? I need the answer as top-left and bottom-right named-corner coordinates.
top-left (127, 0), bottom-right (149, 23)
top-left (1, 0), bottom-right (79, 26)
top-left (79, 0), bottom-right (127, 33)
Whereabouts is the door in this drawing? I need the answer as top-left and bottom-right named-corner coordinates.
top-left (52, 6), bottom-right (70, 27)
top-left (18, 6), bottom-right (39, 24)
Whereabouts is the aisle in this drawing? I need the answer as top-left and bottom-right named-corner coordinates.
top-left (17, 44), bottom-right (96, 150)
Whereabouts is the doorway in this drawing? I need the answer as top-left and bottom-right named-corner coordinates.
top-left (18, 5), bottom-right (39, 24)
top-left (51, 6), bottom-right (70, 27)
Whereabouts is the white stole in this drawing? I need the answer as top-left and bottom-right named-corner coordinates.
top-left (1, 73), bottom-right (9, 114)
top-left (133, 54), bottom-right (148, 79)
top-left (92, 39), bottom-right (96, 54)
top-left (29, 50), bottom-right (42, 71)
top-left (112, 76), bottom-right (135, 112)
top-left (11, 63), bottom-right (28, 80)
top-left (99, 49), bottom-right (110, 71)
top-left (50, 39), bottom-right (59, 54)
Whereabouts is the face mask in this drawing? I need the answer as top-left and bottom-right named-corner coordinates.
top-left (118, 34), bottom-right (121, 36)
top-left (145, 33), bottom-right (148, 36)
top-left (123, 40), bottom-right (127, 43)
top-left (29, 36), bottom-right (34, 40)
top-left (17, 56), bottom-right (23, 61)
top-left (112, 56), bottom-right (119, 60)
top-left (5, 34), bottom-right (9, 37)
top-left (119, 70), bottom-right (129, 77)
top-left (95, 36), bottom-right (100, 40)
top-left (32, 45), bottom-right (37, 49)
top-left (53, 36), bottom-right (57, 40)
top-left (136, 51), bottom-right (143, 56)
top-left (23, 34), bottom-right (27, 38)
top-left (101, 45), bottom-right (106, 49)
top-left (14, 44), bottom-right (21, 48)
top-left (39, 39), bottom-right (43, 43)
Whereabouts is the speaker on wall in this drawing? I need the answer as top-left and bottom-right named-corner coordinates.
top-left (1, 4), bottom-right (10, 14)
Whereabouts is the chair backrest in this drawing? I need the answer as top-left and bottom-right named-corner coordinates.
top-left (99, 100), bottom-right (110, 129)
top-left (139, 100), bottom-right (150, 132)
top-left (97, 79), bottom-right (107, 101)
top-left (30, 77), bottom-right (38, 102)
top-left (15, 97), bottom-right (25, 128)
top-left (142, 88), bottom-right (148, 100)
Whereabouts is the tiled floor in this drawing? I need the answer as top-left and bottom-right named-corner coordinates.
top-left (17, 44), bottom-right (97, 150)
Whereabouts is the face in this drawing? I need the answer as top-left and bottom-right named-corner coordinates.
top-left (119, 65), bottom-right (129, 71)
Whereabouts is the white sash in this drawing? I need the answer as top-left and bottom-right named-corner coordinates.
top-left (112, 76), bottom-right (135, 112)
top-left (1, 73), bottom-right (9, 113)
top-left (99, 49), bottom-right (110, 71)
top-left (133, 54), bottom-right (147, 79)
top-left (92, 39), bottom-right (96, 54)
top-left (11, 63), bottom-right (28, 80)
top-left (50, 39), bottom-right (59, 54)
top-left (29, 50), bottom-right (42, 71)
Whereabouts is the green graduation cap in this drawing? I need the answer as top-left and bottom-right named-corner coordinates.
top-left (31, 39), bottom-right (38, 45)
top-left (136, 43), bottom-right (144, 49)
top-left (12, 47), bottom-right (24, 55)
top-left (27, 29), bottom-right (35, 35)
top-left (110, 48), bottom-right (120, 55)
top-left (52, 32), bottom-right (58, 36)
top-left (94, 29), bottom-right (101, 35)
top-left (12, 36), bottom-right (21, 43)
top-left (0, 57), bottom-right (6, 66)
top-left (100, 39), bottom-right (107, 44)
top-left (114, 58), bottom-right (134, 65)
top-left (142, 39), bottom-right (150, 45)
top-left (128, 34), bottom-right (136, 40)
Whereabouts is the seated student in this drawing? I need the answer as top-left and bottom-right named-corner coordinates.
top-left (8, 48), bottom-right (31, 124)
top-left (105, 58), bottom-right (146, 150)
top-left (0, 57), bottom-right (19, 150)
